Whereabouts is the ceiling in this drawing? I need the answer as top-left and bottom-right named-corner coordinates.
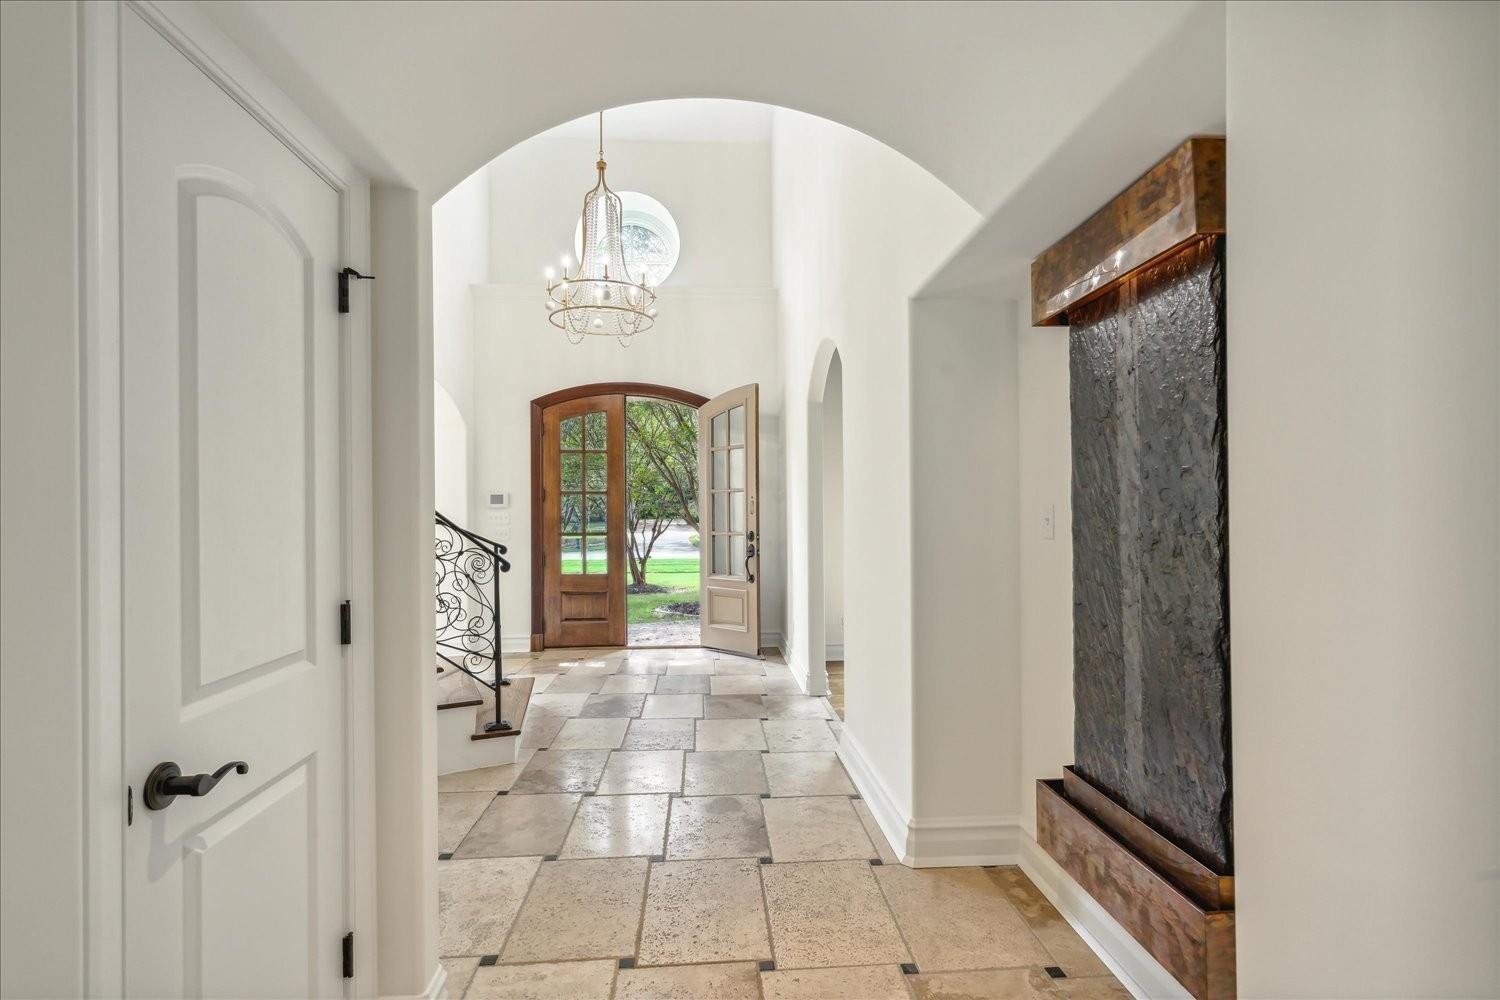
top-left (192, 0), bottom-right (1221, 219)
top-left (545, 100), bottom-right (773, 145)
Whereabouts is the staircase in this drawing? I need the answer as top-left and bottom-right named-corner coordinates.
top-left (434, 511), bottom-right (531, 775)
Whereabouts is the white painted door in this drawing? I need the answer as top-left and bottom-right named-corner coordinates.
top-left (698, 385), bottom-right (761, 655)
top-left (121, 12), bottom-right (349, 998)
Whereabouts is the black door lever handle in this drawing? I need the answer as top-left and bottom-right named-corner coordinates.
top-left (143, 760), bottom-right (249, 811)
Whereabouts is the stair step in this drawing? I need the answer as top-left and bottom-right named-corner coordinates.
top-left (436, 665), bottom-right (485, 711)
top-left (472, 675), bottom-right (534, 740)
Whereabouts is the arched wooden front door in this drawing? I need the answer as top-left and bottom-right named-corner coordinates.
top-left (531, 383), bottom-right (707, 648)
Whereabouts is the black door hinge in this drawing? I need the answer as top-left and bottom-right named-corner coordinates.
top-left (127, 785), bottom-right (133, 826)
top-left (342, 931), bottom-right (354, 978)
top-left (340, 601), bottom-right (352, 645)
top-left (337, 267), bottom-right (374, 314)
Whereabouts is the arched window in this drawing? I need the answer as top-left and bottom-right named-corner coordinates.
top-left (575, 191), bottom-right (681, 286)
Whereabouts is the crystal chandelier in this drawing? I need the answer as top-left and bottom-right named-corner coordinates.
top-left (544, 112), bottom-right (657, 345)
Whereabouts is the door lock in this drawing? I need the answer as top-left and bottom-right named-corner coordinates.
top-left (142, 760), bottom-right (249, 811)
top-left (745, 530), bottom-right (757, 583)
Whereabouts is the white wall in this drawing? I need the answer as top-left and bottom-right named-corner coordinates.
top-left (1227, 4), bottom-right (1499, 996)
top-left (909, 294), bottom-right (1022, 848)
top-left (821, 353), bottom-right (844, 651)
top-left (434, 381), bottom-right (469, 523)
top-left (1016, 308), bottom-right (1074, 838)
top-left (0, 3), bottom-right (84, 996)
top-left (431, 167), bottom-right (488, 427)
top-left (773, 108), bottom-right (979, 835)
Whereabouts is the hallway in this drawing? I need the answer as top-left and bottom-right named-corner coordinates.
top-left (436, 648), bottom-right (1126, 999)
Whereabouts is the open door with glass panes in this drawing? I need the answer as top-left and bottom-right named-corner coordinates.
top-left (698, 385), bottom-right (761, 655)
top-left (542, 394), bottom-right (627, 646)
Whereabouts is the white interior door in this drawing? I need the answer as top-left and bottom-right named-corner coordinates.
top-left (121, 12), bottom-right (348, 997)
top-left (699, 385), bottom-right (761, 655)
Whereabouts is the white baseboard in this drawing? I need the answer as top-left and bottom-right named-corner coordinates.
top-left (383, 962), bottom-right (446, 1000)
top-left (825, 642), bottom-right (844, 660)
top-left (834, 728), bottom-right (910, 863)
top-left (759, 630), bottom-right (783, 653)
top-left (501, 634), bottom-right (533, 654)
top-left (1018, 833), bottom-right (1191, 1000)
top-left (906, 814), bottom-right (1022, 867)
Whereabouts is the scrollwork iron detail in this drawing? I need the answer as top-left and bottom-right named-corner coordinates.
top-left (435, 512), bottom-right (511, 724)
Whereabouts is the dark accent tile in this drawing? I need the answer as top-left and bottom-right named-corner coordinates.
top-left (543, 854), bottom-right (558, 862)
top-left (868, 858), bottom-right (884, 866)
top-left (758, 960), bottom-right (775, 972)
top-left (438, 852), bottom-right (453, 861)
top-left (1045, 966), bottom-right (1066, 979)
top-left (849, 793), bottom-right (862, 800)
top-left (900, 963), bottom-right (919, 976)
top-left (650, 854), bottom-right (665, 862)
top-left (617, 957), bottom-right (636, 970)
top-left (495, 790), bottom-right (509, 796)
top-left (759, 792), bottom-right (771, 799)
top-left (478, 955), bottom-right (499, 967)
top-left (758, 856), bottom-right (772, 865)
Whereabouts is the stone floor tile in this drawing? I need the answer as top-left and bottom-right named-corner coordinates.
top-left (761, 861), bottom-right (909, 969)
top-left (763, 677), bottom-right (804, 695)
top-left (987, 867), bottom-right (1113, 978)
top-left (579, 693), bottom-right (647, 718)
top-left (853, 800), bottom-right (901, 864)
top-left (711, 675), bottom-right (766, 695)
top-left (527, 693), bottom-right (593, 718)
top-left (713, 660), bottom-right (765, 676)
top-left (438, 792), bottom-right (495, 854)
top-left (695, 718), bottom-right (768, 751)
top-left (541, 673), bottom-right (606, 694)
top-left (500, 857), bottom-right (649, 963)
top-left (761, 719), bottom-right (837, 752)
top-left (599, 674), bottom-right (657, 694)
top-left (654, 674), bottom-right (711, 694)
top-left (762, 695), bottom-right (831, 720)
top-left (509, 749), bottom-right (609, 794)
top-left (665, 794), bottom-right (770, 860)
top-left (683, 751), bottom-right (770, 796)
top-left (908, 967), bottom-right (1055, 1000)
top-left (596, 750), bottom-right (684, 795)
top-left (438, 856), bottom-right (541, 957)
top-left (1047, 975), bottom-right (1133, 999)
top-left (440, 956), bottom-right (480, 998)
top-left (664, 661), bottom-right (716, 675)
top-left (642, 694), bottom-right (705, 718)
top-left (762, 752), bottom-right (856, 796)
top-left (704, 694), bottom-right (767, 719)
top-left (528, 673), bottom-right (556, 694)
top-left (873, 865), bottom-right (1051, 971)
top-left (620, 718), bottom-right (697, 750)
top-left (761, 964), bottom-right (912, 1000)
top-left (453, 793), bottom-right (581, 858)
top-left (559, 794), bottom-right (669, 858)
top-left (615, 962), bottom-right (761, 1000)
top-left (466, 960), bottom-right (617, 1000)
top-left (763, 796), bottom-right (875, 862)
top-left (637, 859), bottom-right (771, 965)
top-left (550, 717), bottom-right (629, 750)
top-left (518, 714), bottom-right (566, 749)
top-left (438, 754), bottom-right (534, 793)
top-left (617, 658), bottom-right (669, 675)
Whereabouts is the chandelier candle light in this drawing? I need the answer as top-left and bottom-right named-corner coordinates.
top-left (544, 111), bottom-right (658, 345)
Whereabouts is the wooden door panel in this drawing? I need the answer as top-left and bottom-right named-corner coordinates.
top-left (699, 385), bottom-right (760, 655)
top-left (541, 395), bottom-right (626, 646)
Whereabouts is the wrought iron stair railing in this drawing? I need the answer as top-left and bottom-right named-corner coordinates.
top-left (435, 510), bottom-right (512, 731)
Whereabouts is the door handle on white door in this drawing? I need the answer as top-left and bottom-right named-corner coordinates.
top-left (744, 530), bottom-right (757, 583)
top-left (142, 760), bottom-right (249, 811)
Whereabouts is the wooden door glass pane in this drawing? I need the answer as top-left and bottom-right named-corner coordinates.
top-left (712, 411), bottom-right (728, 447)
top-left (713, 534), bottom-right (729, 576)
top-left (561, 415), bottom-right (584, 449)
top-left (730, 534), bottom-right (745, 572)
top-left (585, 453), bottom-right (608, 492)
top-left (561, 494), bottom-right (582, 532)
top-left (712, 492), bottom-right (729, 532)
top-left (729, 448), bottom-right (745, 490)
top-left (587, 535), bottom-right (608, 573)
top-left (729, 404), bottom-right (744, 446)
top-left (730, 491), bottom-right (745, 533)
top-left (585, 410), bottom-right (607, 449)
top-left (562, 535), bottom-right (583, 574)
top-left (561, 453), bottom-right (582, 491)
top-left (585, 495), bottom-right (607, 533)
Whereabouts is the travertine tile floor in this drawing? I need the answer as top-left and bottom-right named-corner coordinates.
top-left (437, 647), bottom-right (1127, 1000)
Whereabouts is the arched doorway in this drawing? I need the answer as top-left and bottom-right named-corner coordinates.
top-left (806, 341), bottom-right (844, 705)
top-left (529, 382), bottom-right (708, 648)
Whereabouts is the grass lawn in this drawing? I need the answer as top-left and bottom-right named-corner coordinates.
top-left (627, 556), bottom-right (700, 624)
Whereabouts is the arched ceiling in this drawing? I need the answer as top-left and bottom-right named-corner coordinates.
top-left (195, 0), bottom-right (1219, 215)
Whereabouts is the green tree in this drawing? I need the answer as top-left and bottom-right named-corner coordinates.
top-left (624, 398), bottom-right (699, 586)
